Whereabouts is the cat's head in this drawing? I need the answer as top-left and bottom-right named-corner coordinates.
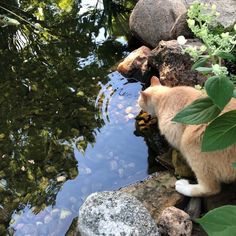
top-left (138, 76), bottom-right (166, 116)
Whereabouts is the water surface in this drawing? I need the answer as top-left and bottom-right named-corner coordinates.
top-left (0, 0), bottom-right (154, 235)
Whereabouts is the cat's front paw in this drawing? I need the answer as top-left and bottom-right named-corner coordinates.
top-left (175, 179), bottom-right (193, 197)
top-left (175, 179), bottom-right (189, 186)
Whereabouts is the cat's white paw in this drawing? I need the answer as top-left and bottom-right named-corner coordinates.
top-left (175, 179), bottom-right (193, 197)
top-left (175, 179), bottom-right (189, 186)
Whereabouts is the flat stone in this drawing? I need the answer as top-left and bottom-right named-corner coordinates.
top-left (120, 171), bottom-right (185, 222)
top-left (77, 191), bottom-right (160, 236)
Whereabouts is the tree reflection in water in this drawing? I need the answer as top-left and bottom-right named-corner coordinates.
top-left (0, 0), bottom-right (134, 234)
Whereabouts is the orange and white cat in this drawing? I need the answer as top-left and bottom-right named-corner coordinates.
top-left (138, 76), bottom-right (236, 197)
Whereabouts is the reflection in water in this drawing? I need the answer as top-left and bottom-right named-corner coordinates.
top-left (0, 0), bottom-right (152, 235)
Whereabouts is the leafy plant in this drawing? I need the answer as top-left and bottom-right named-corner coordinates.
top-left (174, 2), bottom-right (236, 235)
top-left (173, 1), bottom-right (236, 152)
top-left (197, 205), bottom-right (236, 235)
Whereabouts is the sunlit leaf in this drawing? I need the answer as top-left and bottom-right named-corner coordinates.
top-left (58, 0), bottom-right (74, 12)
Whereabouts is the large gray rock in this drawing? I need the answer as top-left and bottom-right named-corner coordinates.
top-left (77, 191), bottom-right (160, 236)
top-left (129, 0), bottom-right (187, 47)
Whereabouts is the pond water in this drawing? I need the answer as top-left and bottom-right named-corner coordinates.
top-left (0, 0), bottom-right (158, 235)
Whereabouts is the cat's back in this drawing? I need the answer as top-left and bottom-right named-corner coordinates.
top-left (162, 85), bottom-right (203, 110)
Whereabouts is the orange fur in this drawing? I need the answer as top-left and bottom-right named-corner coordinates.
top-left (138, 76), bottom-right (236, 197)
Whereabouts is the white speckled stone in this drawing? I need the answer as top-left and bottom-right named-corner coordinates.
top-left (77, 191), bottom-right (160, 236)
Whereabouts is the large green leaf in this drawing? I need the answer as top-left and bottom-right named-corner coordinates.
top-left (197, 205), bottom-right (236, 236)
top-left (202, 110), bottom-right (236, 151)
top-left (172, 97), bottom-right (221, 124)
top-left (205, 76), bottom-right (234, 110)
top-left (233, 163), bottom-right (236, 168)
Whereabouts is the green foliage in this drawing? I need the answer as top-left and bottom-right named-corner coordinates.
top-left (202, 110), bottom-right (236, 151)
top-left (176, 2), bottom-right (236, 235)
top-left (175, 1), bottom-right (236, 152)
top-left (172, 97), bottom-right (221, 124)
top-left (197, 205), bottom-right (236, 236)
top-left (205, 75), bottom-right (234, 109)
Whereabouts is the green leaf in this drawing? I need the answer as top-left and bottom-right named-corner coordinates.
top-left (195, 67), bottom-right (213, 73)
top-left (202, 110), bottom-right (236, 151)
top-left (197, 205), bottom-right (236, 236)
top-left (172, 97), bottom-right (221, 124)
top-left (205, 76), bottom-right (234, 110)
top-left (191, 57), bottom-right (209, 70)
top-left (215, 51), bottom-right (236, 61)
top-left (233, 163), bottom-right (236, 168)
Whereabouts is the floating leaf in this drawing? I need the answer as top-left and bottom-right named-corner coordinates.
top-left (205, 76), bottom-right (234, 110)
top-left (202, 110), bottom-right (236, 151)
top-left (197, 205), bottom-right (236, 235)
top-left (172, 97), bottom-right (221, 124)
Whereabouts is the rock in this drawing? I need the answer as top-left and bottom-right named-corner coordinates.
top-left (184, 0), bottom-right (236, 29)
top-left (117, 46), bottom-right (152, 82)
top-left (158, 206), bottom-right (192, 236)
top-left (77, 191), bottom-right (160, 236)
top-left (185, 197), bottom-right (202, 219)
top-left (129, 0), bottom-right (187, 47)
top-left (120, 171), bottom-right (185, 222)
top-left (148, 39), bottom-right (206, 86)
top-left (171, 12), bottom-right (194, 39)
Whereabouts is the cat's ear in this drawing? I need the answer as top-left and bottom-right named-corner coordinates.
top-left (150, 76), bottom-right (161, 87)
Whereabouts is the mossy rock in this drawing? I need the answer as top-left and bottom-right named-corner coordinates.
top-left (172, 149), bottom-right (194, 178)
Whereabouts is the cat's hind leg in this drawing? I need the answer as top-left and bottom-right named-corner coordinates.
top-left (175, 178), bottom-right (221, 197)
